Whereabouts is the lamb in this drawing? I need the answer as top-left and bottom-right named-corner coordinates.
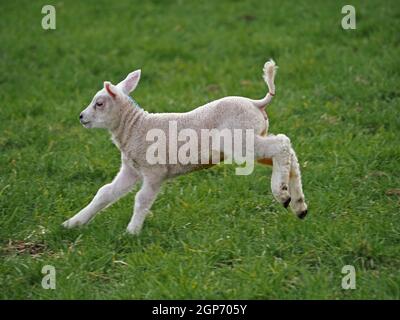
top-left (63, 59), bottom-right (308, 235)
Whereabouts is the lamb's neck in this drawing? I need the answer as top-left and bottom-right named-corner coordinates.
top-left (110, 100), bottom-right (145, 151)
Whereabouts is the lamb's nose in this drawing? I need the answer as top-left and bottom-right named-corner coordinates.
top-left (79, 113), bottom-right (83, 120)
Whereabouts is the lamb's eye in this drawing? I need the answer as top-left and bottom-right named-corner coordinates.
top-left (95, 101), bottom-right (104, 109)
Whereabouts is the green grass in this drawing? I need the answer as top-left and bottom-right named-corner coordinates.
top-left (1, 0), bottom-right (400, 299)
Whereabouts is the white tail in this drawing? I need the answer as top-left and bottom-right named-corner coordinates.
top-left (253, 59), bottom-right (278, 108)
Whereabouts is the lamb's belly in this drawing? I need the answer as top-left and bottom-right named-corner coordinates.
top-left (166, 163), bottom-right (217, 178)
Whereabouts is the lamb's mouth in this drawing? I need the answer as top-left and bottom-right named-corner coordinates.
top-left (81, 120), bottom-right (91, 126)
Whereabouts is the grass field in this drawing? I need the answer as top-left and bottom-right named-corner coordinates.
top-left (1, 0), bottom-right (400, 299)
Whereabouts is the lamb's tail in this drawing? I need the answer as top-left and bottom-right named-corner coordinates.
top-left (252, 59), bottom-right (278, 108)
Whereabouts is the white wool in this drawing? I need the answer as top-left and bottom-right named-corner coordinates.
top-left (63, 60), bottom-right (307, 235)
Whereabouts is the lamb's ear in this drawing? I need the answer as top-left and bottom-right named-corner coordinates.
top-left (117, 69), bottom-right (141, 94)
top-left (104, 81), bottom-right (118, 99)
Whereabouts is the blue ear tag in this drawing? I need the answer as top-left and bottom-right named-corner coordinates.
top-left (127, 96), bottom-right (142, 109)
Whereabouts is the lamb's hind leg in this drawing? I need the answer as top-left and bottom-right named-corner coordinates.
top-left (257, 145), bottom-right (308, 218)
top-left (288, 148), bottom-right (308, 218)
top-left (254, 134), bottom-right (292, 207)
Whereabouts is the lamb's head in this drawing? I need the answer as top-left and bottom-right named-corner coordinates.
top-left (79, 69), bottom-right (141, 129)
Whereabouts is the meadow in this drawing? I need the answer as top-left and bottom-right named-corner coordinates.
top-left (0, 0), bottom-right (399, 299)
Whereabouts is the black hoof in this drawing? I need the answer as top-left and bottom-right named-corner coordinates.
top-left (283, 197), bottom-right (291, 208)
top-left (297, 209), bottom-right (308, 219)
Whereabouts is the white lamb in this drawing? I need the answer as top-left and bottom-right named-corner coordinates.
top-left (63, 59), bottom-right (308, 235)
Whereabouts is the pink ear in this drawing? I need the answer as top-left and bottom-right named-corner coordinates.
top-left (104, 82), bottom-right (116, 98)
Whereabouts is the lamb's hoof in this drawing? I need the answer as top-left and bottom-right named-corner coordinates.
top-left (283, 197), bottom-right (291, 208)
top-left (297, 209), bottom-right (308, 219)
top-left (62, 218), bottom-right (84, 229)
top-left (62, 220), bottom-right (73, 228)
top-left (126, 225), bottom-right (141, 236)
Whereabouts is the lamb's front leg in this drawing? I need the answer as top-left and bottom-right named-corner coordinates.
top-left (126, 175), bottom-right (163, 235)
top-left (63, 163), bottom-right (140, 228)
